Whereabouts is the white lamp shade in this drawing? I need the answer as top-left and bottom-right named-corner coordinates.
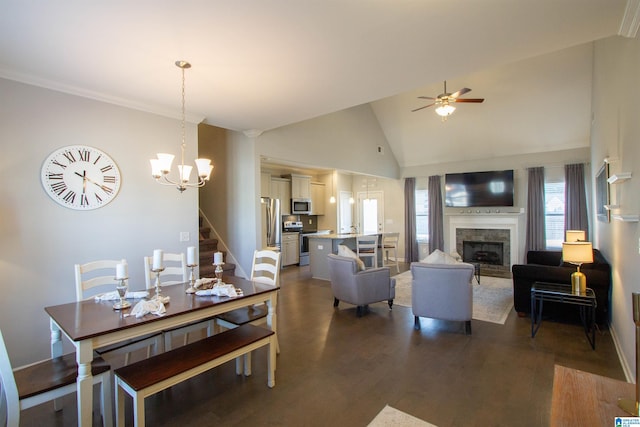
top-left (562, 242), bottom-right (593, 264)
top-left (156, 153), bottom-right (175, 172)
top-left (194, 158), bottom-right (212, 178)
top-left (150, 159), bottom-right (162, 178)
top-left (565, 230), bottom-right (586, 242)
top-left (178, 164), bottom-right (192, 182)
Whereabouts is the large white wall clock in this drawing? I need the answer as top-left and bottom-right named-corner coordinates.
top-left (41, 145), bottom-right (121, 210)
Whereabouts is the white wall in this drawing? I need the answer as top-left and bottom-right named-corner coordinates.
top-left (0, 78), bottom-right (199, 365)
top-left (257, 103), bottom-right (400, 179)
top-left (591, 35), bottom-right (640, 380)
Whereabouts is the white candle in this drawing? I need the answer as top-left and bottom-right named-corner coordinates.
top-left (213, 252), bottom-right (223, 265)
top-left (116, 262), bottom-right (127, 280)
top-left (152, 249), bottom-right (163, 270)
top-left (187, 246), bottom-right (196, 265)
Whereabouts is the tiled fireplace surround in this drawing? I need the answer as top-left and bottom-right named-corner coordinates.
top-left (448, 214), bottom-right (521, 278)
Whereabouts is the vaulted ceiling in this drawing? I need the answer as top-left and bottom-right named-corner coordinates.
top-left (1, 1), bottom-right (636, 168)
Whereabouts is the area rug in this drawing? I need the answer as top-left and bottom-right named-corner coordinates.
top-left (392, 270), bottom-right (513, 324)
top-left (367, 405), bottom-right (437, 427)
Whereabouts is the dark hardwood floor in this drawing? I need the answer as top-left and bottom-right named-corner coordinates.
top-left (22, 263), bottom-right (626, 426)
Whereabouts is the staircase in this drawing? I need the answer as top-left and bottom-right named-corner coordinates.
top-left (199, 218), bottom-right (236, 278)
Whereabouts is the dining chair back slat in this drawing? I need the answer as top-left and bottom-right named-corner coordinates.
top-left (74, 259), bottom-right (126, 301)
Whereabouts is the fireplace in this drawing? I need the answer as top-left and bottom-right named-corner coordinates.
top-left (449, 214), bottom-right (520, 279)
top-left (463, 241), bottom-right (504, 265)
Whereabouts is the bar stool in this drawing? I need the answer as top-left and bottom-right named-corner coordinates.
top-left (356, 234), bottom-right (378, 269)
top-left (382, 232), bottom-right (400, 273)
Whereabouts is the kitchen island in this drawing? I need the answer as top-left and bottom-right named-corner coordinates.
top-left (309, 233), bottom-right (382, 280)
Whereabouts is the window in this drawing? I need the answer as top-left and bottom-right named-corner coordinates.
top-left (416, 189), bottom-right (429, 243)
top-left (544, 181), bottom-right (565, 249)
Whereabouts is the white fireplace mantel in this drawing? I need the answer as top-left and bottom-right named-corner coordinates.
top-left (448, 214), bottom-right (521, 268)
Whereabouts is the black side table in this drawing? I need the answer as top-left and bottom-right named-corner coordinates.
top-left (530, 281), bottom-right (597, 349)
top-left (471, 262), bottom-right (480, 284)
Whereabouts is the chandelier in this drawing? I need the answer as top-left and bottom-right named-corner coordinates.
top-left (150, 61), bottom-right (213, 192)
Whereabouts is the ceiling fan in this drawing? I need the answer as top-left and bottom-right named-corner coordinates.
top-left (412, 81), bottom-right (484, 120)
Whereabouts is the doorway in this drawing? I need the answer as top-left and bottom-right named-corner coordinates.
top-left (357, 190), bottom-right (384, 234)
top-left (339, 191), bottom-right (353, 233)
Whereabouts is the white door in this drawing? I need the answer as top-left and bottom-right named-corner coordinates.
top-left (339, 191), bottom-right (353, 233)
top-left (357, 190), bottom-right (384, 234)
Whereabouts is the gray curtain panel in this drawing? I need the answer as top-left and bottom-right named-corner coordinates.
top-left (404, 177), bottom-right (419, 262)
top-left (524, 167), bottom-right (546, 258)
top-left (564, 163), bottom-right (589, 239)
top-left (428, 175), bottom-right (444, 252)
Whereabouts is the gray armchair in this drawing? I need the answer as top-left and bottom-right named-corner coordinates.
top-left (327, 254), bottom-right (396, 317)
top-left (411, 262), bottom-right (474, 334)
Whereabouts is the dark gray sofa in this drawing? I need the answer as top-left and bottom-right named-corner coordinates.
top-left (511, 249), bottom-right (611, 325)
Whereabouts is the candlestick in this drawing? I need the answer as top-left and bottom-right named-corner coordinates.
top-left (186, 263), bottom-right (197, 294)
top-left (152, 249), bottom-right (163, 270)
top-left (112, 277), bottom-right (131, 310)
top-left (151, 267), bottom-right (165, 301)
top-left (187, 246), bottom-right (196, 265)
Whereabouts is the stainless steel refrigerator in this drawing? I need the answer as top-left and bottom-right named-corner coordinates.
top-left (261, 197), bottom-right (281, 250)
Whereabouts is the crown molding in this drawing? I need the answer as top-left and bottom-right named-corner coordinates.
top-left (0, 68), bottom-right (205, 124)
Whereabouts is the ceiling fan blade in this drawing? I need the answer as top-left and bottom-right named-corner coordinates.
top-left (411, 103), bottom-right (435, 112)
top-left (450, 88), bottom-right (471, 98)
top-left (418, 96), bottom-right (435, 100)
top-left (453, 98), bottom-right (485, 103)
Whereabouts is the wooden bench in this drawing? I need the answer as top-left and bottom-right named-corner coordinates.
top-left (114, 324), bottom-right (276, 427)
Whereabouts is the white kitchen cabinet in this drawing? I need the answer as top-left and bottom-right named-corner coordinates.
top-left (289, 174), bottom-right (311, 199)
top-left (282, 232), bottom-right (300, 266)
top-left (310, 182), bottom-right (325, 215)
top-left (260, 172), bottom-right (272, 197)
top-left (271, 177), bottom-right (291, 214)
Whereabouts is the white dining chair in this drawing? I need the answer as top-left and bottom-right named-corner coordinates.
top-left (356, 234), bottom-right (379, 269)
top-left (216, 249), bottom-right (281, 353)
top-left (75, 259), bottom-right (162, 365)
top-left (382, 232), bottom-right (400, 273)
top-left (0, 329), bottom-right (112, 427)
top-left (144, 252), bottom-right (212, 350)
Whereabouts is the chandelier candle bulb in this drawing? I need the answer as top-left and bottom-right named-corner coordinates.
top-left (213, 252), bottom-right (223, 265)
top-left (187, 246), bottom-right (196, 265)
top-left (116, 262), bottom-right (128, 280)
top-left (152, 249), bottom-right (164, 270)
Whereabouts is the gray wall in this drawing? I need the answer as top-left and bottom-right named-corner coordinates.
top-left (591, 35), bottom-right (640, 380)
top-left (0, 78), bottom-right (199, 365)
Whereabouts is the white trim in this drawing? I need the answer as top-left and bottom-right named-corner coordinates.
top-left (610, 323), bottom-right (634, 383)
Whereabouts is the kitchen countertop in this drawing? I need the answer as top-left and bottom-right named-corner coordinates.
top-left (308, 233), bottom-right (379, 239)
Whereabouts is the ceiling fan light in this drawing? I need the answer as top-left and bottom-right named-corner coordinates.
top-left (435, 104), bottom-right (456, 117)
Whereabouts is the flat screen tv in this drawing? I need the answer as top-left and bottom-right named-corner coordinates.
top-left (445, 170), bottom-right (514, 207)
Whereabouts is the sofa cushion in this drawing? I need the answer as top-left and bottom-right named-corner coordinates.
top-left (337, 245), bottom-right (365, 271)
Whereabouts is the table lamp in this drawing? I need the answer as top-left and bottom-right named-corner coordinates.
top-left (565, 230), bottom-right (586, 242)
top-left (562, 241), bottom-right (593, 294)
top-left (618, 292), bottom-right (640, 415)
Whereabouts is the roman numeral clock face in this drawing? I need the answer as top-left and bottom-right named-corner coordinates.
top-left (41, 145), bottom-right (121, 210)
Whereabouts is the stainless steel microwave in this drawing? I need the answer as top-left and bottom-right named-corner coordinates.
top-left (291, 198), bottom-right (311, 214)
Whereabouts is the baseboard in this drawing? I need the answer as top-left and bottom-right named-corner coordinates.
top-left (610, 322), bottom-right (634, 382)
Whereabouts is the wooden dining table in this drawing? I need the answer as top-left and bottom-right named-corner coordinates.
top-left (45, 276), bottom-right (279, 427)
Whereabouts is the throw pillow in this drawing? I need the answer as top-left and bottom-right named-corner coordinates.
top-left (421, 249), bottom-right (445, 263)
top-left (337, 245), bottom-right (366, 271)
